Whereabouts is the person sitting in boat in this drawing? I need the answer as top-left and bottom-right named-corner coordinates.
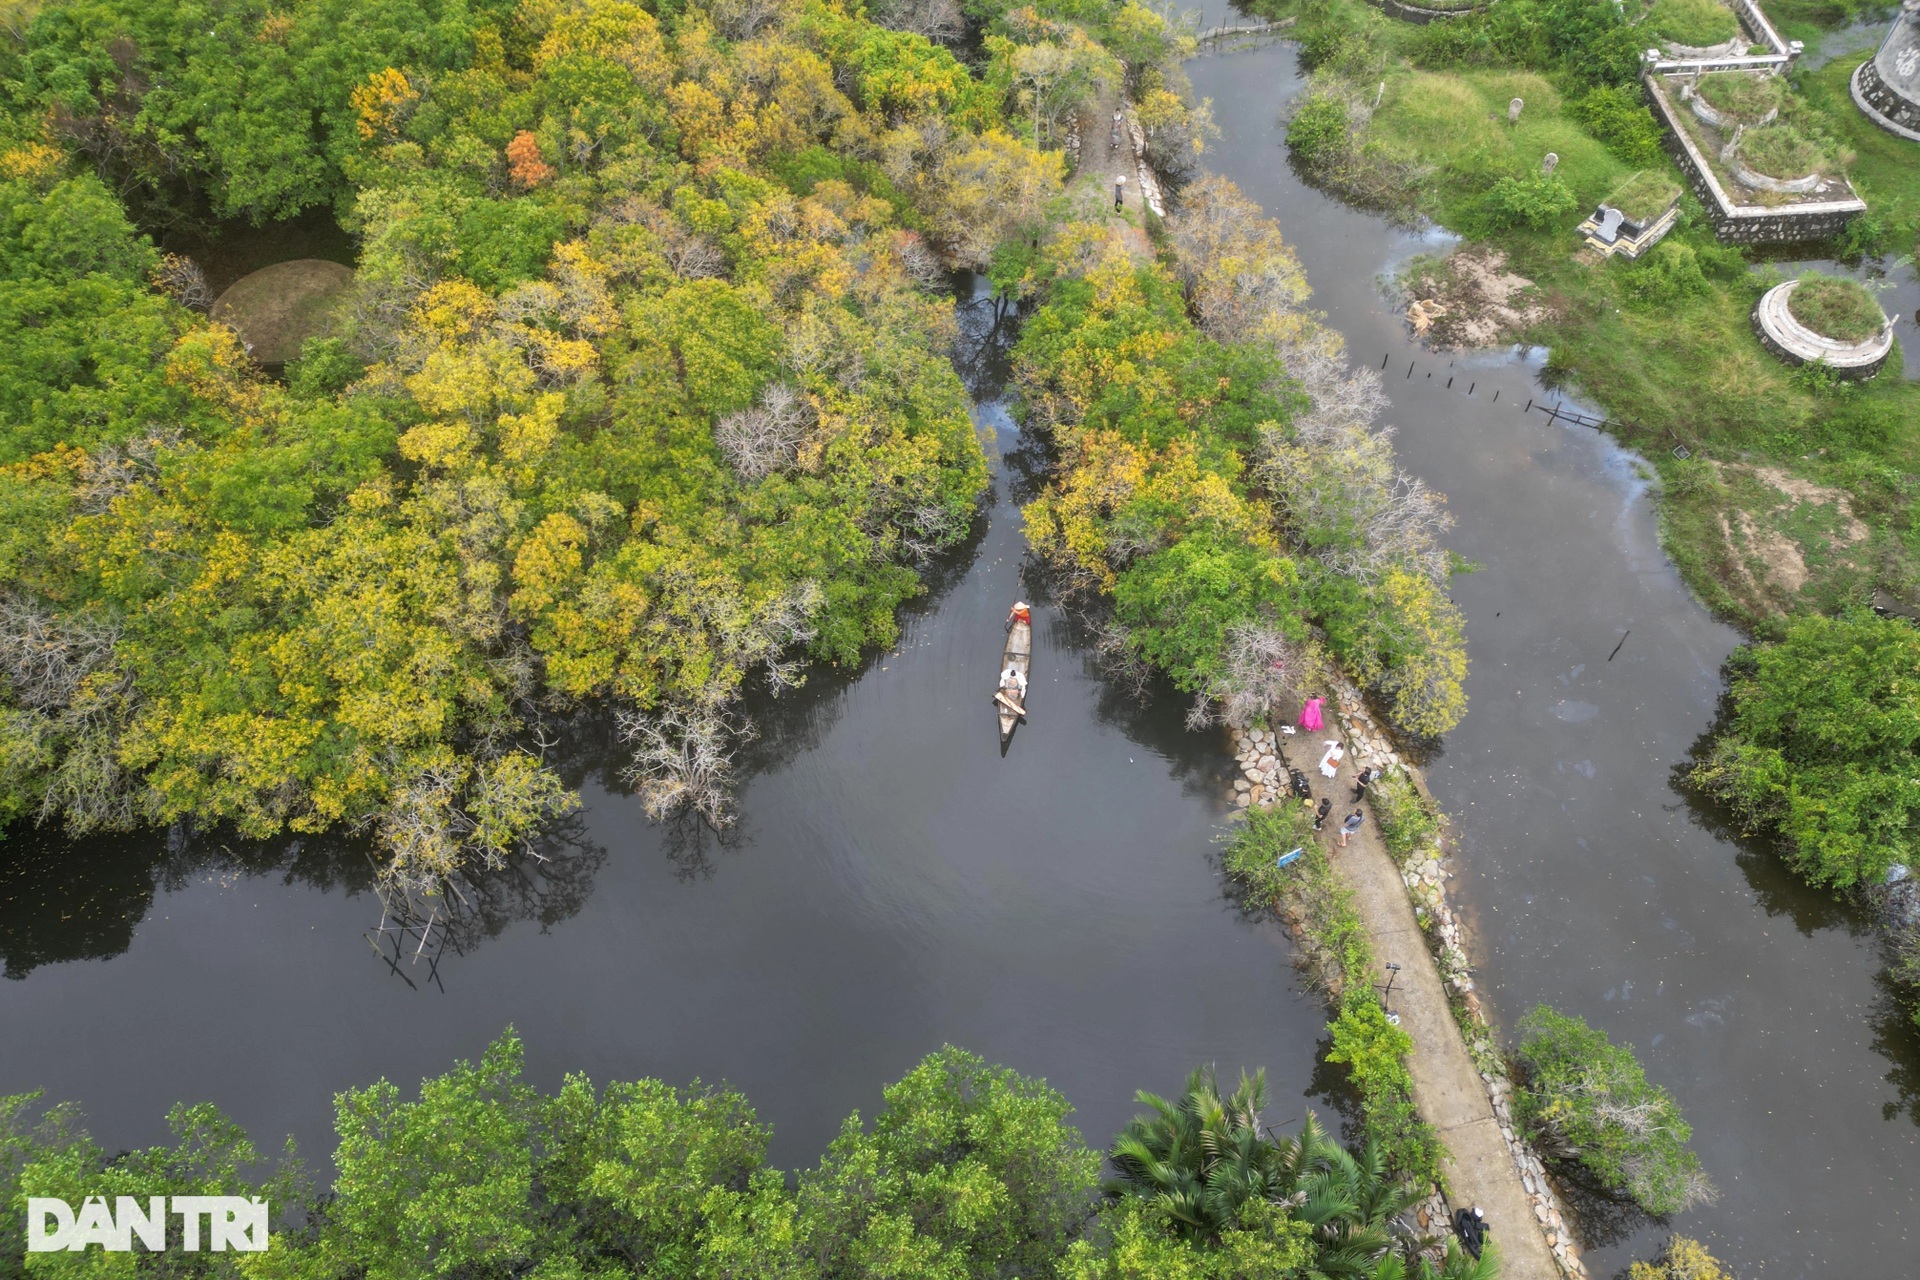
top-left (1006, 600), bottom-right (1031, 632)
top-left (1000, 665), bottom-right (1027, 699)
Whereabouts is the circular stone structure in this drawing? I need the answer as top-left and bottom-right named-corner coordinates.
top-left (209, 258), bottom-right (354, 365)
top-left (1851, 0), bottom-right (1920, 141)
top-left (1751, 279), bottom-right (1893, 380)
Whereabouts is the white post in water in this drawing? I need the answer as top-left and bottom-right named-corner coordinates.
top-left (1508, 96), bottom-right (1523, 124)
top-left (1541, 151), bottom-right (1559, 175)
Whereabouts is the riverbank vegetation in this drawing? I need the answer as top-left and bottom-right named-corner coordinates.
top-left (0, 0), bottom-right (1469, 898)
top-left (1693, 609), bottom-right (1920, 890)
top-left (0, 0), bottom-right (1146, 890)
top-left (1691, 606), bottom-right (1920, 1006)
top-left (1015, 175), bottom-right (1468, 738)
top-left (1263, 0), bottom-right (1920, 1023)
top-left (1223, 805), bottom-right (1445, 1185)
top-left (0, 1032), bottom-right (1495, 1279)
top-left (1512, 1006), bottom-right (1714, 1217)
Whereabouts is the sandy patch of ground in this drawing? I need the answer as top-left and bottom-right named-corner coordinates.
top-left (1749, 464), bottom-right (1869, 543)
top-left (211, 258), bottom-right (354, 365)
top-left (1735, 509), bottom-right (1809, 596)
top-left (1710, 462), bottom-right (1873, 612)
top-left (1401, 247), bottom-right (1553, 349)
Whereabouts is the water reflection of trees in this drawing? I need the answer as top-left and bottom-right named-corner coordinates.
top-left (1, 826), bottom-right (175, 979)
top-left (0, 810), bottom-right (609, 984)
top-left (1551, 1167), bottom-right (1657, 1256)
top-left (1671, 743), bottom-right (1862, 939)
top-left (950, 272), bottom-right (1020, 402)
top-left (1675, 716), bottom-right (1920, 1128)
top-left (1046, 602), bottom-right (1239, 805)
top-left (369, 810), bottom-right (608, 990)
top-left (1870, 968), bottom-right (1920, 1125)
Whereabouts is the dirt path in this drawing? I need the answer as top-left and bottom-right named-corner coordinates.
top-left (1072, 92), bottom-right (1154, 257)
top-left (1319, 782), bottom-right (1562, 1279)
top-left (1073, 82), bottom-right (1559, 1278)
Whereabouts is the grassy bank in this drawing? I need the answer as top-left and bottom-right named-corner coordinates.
top-left (1262, 0), bottom-right (1920, 632)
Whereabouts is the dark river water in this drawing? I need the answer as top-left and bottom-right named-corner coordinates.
top-left (1182, 22), bottom-right (1920, 1279)
top-left (0, 282), bottom-right (1327, 1186)
top-left (5, 25), bottom-right (1919, 1280)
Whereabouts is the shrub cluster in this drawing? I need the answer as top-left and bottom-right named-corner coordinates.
top-left (1513, 1006), bottom-right (1715, 1215)
top-left (1369, 770), bottom-right (1442, 864)
top-left (1569, 86), bottom-right (1667, 166)
top-left (1692, 609), bottom-right (1920, 890)
top-left (1629, 1236), bottom-right (1736, 1280)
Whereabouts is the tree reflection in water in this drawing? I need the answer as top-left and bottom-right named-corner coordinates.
top-left (0, 273), bottom-right (1029, 989)
top-left (0, 811), bottom-right (609, 987)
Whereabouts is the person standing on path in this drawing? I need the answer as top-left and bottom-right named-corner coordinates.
top-left (1338, 809), bottom-right (1364, 846)
top-left (1113, 173), bottom-right (1126, 211)
top-left (1317, 740), bottom-right (1344, 778)
top-left (1313, 797), bottom-right (1332, 830)
top-left (1351, 765), bottom-right (1374, 802)
top-left (1299, 696), bottom-right (1324, 732)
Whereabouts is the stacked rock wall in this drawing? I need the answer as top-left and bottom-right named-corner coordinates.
top-left (1646, 76), bottom-right (1866, 244)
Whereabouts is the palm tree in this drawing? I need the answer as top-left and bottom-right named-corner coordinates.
top-left (1293, 1137), bottom-right (1426, 1277)
top-left (1106, 1065), bottom-right (1302, 1241)
top-left (1365, 1241), bottom-right (1501, 1280)
top-left (1106, 1065), bottom-right (1438, 1276)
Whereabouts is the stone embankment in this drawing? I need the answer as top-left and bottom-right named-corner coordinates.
top-left (1229, 683), bottom-right (1588, 1280)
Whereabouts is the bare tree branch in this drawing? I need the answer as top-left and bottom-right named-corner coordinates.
top-left (715, 382), bottom-right (813, 484)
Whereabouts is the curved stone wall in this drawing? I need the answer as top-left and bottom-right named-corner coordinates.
top-left (1367, 0), bottom-right (1484, 23)
top-left (1751, 279), bottom-right (1894, 380)
top-left (1852, 2), bottom-right (1920, 140)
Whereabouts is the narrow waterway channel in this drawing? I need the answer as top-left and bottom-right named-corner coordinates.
top-left (6, 29), bottom-right (1918, 1277)
top-left (0, 280), bottom-right (1329, 1183)
top-left (1184, 27), bottom-right (1920, 1279)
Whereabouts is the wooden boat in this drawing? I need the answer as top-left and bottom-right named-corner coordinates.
top-left (995, 606), bottom-right (1032, 742)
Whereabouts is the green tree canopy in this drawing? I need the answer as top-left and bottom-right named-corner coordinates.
top-left (1693, 610), bottom-right (1920, 890)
